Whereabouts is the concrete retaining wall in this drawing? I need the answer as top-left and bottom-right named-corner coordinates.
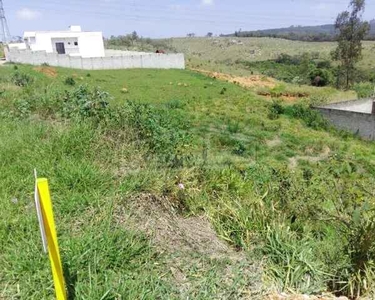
top-left (315, 107), bottom-right (375, 140)
top-left (5, 48), bottom-right (185, 70)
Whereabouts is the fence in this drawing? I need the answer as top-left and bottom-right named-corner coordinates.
top-left (314, 98), bottom-right (375, 140)
top-left (5, 48), bottom-right (185, 70)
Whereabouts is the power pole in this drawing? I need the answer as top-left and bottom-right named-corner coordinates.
top-left (0, 0), bottom-right (11, 43)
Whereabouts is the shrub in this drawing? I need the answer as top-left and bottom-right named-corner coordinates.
top-left (283, 104), bottom-right (328, 130)
top-left (232, 141), bottom-right (246, 156)
top-left (11, 72), bottom-right (34, 87)
top-left (13, 99), bottom-right (32, 118)
top-left (353, 82), bottom-right (374, 98)
top-left (268, 101), bottom-right (284, 120)
top-left (227, 121), bottom-right (240, 133)
top-left (310, 68), bottom-right (334, 87)
top-left (64, 76), bottom-right (76, 86)
top-left (62, 85), bottom-right (110, 122)
top-left (123, 101), bottom-right (191, 166)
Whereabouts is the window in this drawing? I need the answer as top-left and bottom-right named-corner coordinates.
top-left (74, 41), bottom-right (78, 46)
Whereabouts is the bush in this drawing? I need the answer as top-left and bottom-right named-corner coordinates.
top-left (353, 82), bottom-right (374, 98)
top-left (64, 76), bottom-right (76, 86)
top-left (123, 101), bottom-right (191, 166)
top-left (310, 68), bottom-right (333, 87)
top-left (268, 101), bottom-right (285, 120)
top-left (11, 72), bottom-right (34, 87)
top-left (62, 85), bottom-right (110, 122)
top-left (13, 99), bottom-right (32, 118)
top-left (232, 141), bottom-right (246, 156)
top-left (284, 104), bottom-right (328, 130)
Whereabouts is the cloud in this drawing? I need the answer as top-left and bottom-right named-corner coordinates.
top-left (201, 0), bottom-right (214, 6)
top-left (16, 8), bottom-right (41, 20)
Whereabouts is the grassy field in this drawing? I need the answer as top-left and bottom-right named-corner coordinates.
top-left (1, 64), bottom-right (375, 299)
top-left (162, 37), bottom-right (375, 76)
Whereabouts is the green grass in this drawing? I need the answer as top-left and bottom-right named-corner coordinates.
top-left (1, 64), bottom-right (375, 298)
top-left (167, 37), bottom-right (375, 77)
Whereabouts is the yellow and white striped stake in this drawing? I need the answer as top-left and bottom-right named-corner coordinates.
top-left (34, 171), bottom-right (67, 300)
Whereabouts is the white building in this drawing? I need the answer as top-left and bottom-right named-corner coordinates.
top-left (20, 26), bottom-right (105, 58)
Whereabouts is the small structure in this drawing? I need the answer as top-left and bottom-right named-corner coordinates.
top-left (314, 98), bottom-right (375, 140)
top-left (5, 25), bottom-right (185, 70)
top-left (22, 26), bottom-right (105, 58)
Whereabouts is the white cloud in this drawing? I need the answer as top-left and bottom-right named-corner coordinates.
top-left (16, 8), bottom-right (41, 21)
top-left (201, 0), bottom-right (214, 6)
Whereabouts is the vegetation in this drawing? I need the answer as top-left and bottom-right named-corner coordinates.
top-left (237, 53), bottom-right (334, 86)
top-left (106, 32), bottom-right (177, 53)
top-left (226, 20), bottom-right (375, 42)
top-left (353, 82), bottom-right (375, 98)
top-left (167, 37), bottom-right (375, 79)
top-left (1, 64), bottom-right (375, 299)
top-left (332, 0), bottom-right (370, 88)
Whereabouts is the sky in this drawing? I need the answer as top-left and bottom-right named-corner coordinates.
top-left (4, 0), bottom-right (375, 38)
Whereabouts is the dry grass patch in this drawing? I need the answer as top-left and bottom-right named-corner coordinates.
top-left (33, 66), bottom-right (58, 78)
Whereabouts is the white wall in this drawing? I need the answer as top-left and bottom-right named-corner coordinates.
top-left (30, 34), bottom-right (54, 52)
top-left (78, 33), bottom-right (105, 58)
top-left (5, 48), bottom-right (185, 70)
top-left (51, 37), bottom-right (79, 55)
top-left (8, 43), bottom-right (27, 50)
top-left (26, 31), bottom-right (105, 58)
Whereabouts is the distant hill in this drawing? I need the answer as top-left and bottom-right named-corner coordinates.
top-left (226, 20), bottom-right (375, 41)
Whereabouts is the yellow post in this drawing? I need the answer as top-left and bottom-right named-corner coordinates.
top-left (37, 178), bottom-right (67, 300)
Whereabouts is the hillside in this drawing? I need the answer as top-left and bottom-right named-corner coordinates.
top-left (225, 20), bottom-right (375, 41)
top-left (167, 37), bottom-right (375, 77)
top-left (1, 63), bottom-right (375, 298)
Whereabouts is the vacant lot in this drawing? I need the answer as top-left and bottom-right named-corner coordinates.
top-left (165, 37), bottom-right (375, 76)
top-left (1, 64), bottom-right (375, 299)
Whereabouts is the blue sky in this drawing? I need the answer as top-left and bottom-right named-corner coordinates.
top-left (4, 0), bottom-right (375, 38)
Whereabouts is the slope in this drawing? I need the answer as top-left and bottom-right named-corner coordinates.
top-left (0, 64), bottom-right (375, 298)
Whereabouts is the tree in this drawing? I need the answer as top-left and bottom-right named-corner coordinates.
top-left (206, 32), bottom-right (213, 37)
top-left (332, 0), bottom-right (370, 88)
top-left (186, 33), bottom-right (196, 37)
top-left (130, 31), bottom-right (139, 45)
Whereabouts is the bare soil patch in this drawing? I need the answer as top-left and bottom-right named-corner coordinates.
top-left (267, 293), bottom-right (348, 300)
top-left (192, 68), bottom-right (277, 89)
top-left (116, 193), bottom-right (246, 260)
top-left (257, 91), bottom-right (309, 102)
top-left (289, 146), bottom-right (331, 169)
top-left (114, 193), bottom-right (263, 298)
top-left (33, 66), bottom-right (58, 78)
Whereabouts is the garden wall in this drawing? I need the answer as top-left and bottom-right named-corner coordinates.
top-left (314, 98), bottom-right (375, 140)
top-left (4, 48), bottom-right (185, 70)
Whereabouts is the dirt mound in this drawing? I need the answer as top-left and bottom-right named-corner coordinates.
top-left (33, 66), bottom-right (57, 78)
top-left (116, 193), bottom-right (244, 260)
top-left (191, 68), bottom-right (277, 89)
top-left (115, 193), bottom-right (263, 298)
